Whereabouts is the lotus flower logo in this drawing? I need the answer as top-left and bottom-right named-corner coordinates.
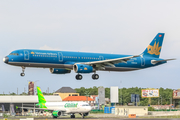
top-left (147, 42), bottom-right (161, 55)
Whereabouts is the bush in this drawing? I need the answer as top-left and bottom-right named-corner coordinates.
top-left (148, 107), bottom-right (155, 111)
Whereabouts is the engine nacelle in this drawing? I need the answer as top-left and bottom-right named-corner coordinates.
top-left (50, 68), bottom-right (71, 74)
top-left (73, 64), bottom-right (95, 73)
top-left (52, 111), bottom-right (61, 118)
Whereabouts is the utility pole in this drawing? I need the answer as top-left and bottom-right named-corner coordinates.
top-left (158, 97), bottom-right (159, 110)
top-left (24, 87), bottom-right (26, 93)
top-left (170, 98), bottom-right (172, 111)
top-left (34, 80), bottom-right (39, 95)
top-left (120, 81), bottom-right (122, 106)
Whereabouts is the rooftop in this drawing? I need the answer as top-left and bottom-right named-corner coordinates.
top-left (0, 95), bottom-right (62, 103)
top-left (63, 96), bottom-right (94, 101)
top-left (55, 87), bottom-right (76, 93)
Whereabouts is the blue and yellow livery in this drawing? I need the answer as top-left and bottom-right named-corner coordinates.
top-left (3, 33), bottom-right (175, 80)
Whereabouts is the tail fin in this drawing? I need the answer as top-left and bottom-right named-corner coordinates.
top-left (37, 86), bottom-right (47, 108)
top-left (142, 33), bottom-right (165, 58)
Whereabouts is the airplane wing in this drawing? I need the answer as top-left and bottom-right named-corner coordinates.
top-left (17, 107), bottom-right (66, 112)
top-left (80, 55), bottom-right (140, 69)
top-left (151, 58), bottom-right (176, 64)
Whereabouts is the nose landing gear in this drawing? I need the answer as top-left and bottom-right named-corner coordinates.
top-left (20, 66), bottom-right (25, 77)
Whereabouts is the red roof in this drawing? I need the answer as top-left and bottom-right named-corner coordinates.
top-left (63, 96), bottom-right (94, 101)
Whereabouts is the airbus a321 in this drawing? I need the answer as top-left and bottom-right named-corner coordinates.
top-left (3, 33), bottom-right (175, 80)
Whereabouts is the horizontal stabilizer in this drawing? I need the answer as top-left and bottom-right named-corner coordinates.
top-left (152, 58), bottom-right (176, 64)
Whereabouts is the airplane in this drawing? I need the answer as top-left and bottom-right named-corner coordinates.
top-left (3, 33), bottom-right (175, 80)
top-left (17, 86), bottom-right (92, 118)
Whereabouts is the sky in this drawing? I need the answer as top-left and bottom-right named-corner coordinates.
top-left (0, 0), bottom-right (179, 94)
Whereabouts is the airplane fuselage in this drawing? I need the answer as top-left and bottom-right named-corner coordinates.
top-left (44, 102), bottom-right (92, 114)
top-left (4, 49), bottom-right (166, 72)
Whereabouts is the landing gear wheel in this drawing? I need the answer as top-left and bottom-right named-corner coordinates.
top-left (92, 74), bottom-right (99, 80)
top-left (75, 74), bottom-right (83, 80)
top-left (20, 66), bottom-right (25, 77)
top-left (53, 116), bottom-right (57, 119)
top-left (20, 73), bottom-right (25, 77)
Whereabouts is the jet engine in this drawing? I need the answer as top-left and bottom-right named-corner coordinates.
top-left (50, 68), bottom-right (71, 74)
top-left (73, 64), bottom-right (95, 73)
top-left (52, 111), bottom-right (61, 118)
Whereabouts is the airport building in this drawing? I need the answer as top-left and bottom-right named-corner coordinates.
top-left (0, 95), bottom-right (62, 114)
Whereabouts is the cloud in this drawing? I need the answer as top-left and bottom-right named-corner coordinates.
top-left (39, 45), bottom-right (60, 50)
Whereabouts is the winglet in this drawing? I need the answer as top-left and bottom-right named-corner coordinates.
top-left (133, 55), bottom-right (140, 58)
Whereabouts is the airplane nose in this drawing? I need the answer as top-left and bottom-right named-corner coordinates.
top-left (3, 56), bottom-right (9, 63)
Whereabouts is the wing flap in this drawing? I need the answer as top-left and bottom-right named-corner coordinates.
top-left (81, 55), bottom-right (139, 68)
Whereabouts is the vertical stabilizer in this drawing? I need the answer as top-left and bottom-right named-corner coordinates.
top-left (142, 33), bottom-right (164, 58)
top-left (37, 86), bottom-right (47, 108)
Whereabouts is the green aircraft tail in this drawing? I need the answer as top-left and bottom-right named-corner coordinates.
top-left (37, 86), bottom-right (47, 108)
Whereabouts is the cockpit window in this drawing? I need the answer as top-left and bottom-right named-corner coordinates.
top-left (82, 104), bottom-right (90, 106)
top-left (9, 53), bottom-right (19, 56)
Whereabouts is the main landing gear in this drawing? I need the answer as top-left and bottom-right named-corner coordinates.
top-left (92, 74), bottom-right (99, 80)
top-left (75, 73), bottom-right (99, 80)
top-left (20, 66), bottom-right (25, 77)
top-left (75, 74), bottom-right (83, 80)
